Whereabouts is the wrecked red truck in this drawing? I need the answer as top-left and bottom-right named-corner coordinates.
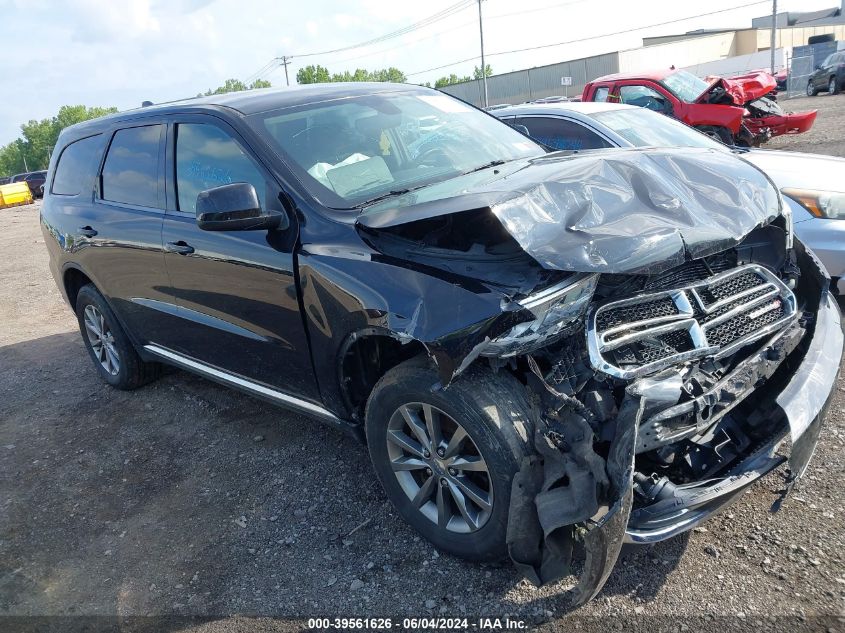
top-left (583, 68), bottom-right (817, 146)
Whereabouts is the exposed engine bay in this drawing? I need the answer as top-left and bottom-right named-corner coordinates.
top-left (351, 147), bottom-right (842, 606)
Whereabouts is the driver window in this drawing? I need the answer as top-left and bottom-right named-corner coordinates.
top-left (175, 123), bottom-right (267, 213)
top-left (593, 86), bottom-right (609, 102)
top-left (618, 85), bottom-right (668, 112)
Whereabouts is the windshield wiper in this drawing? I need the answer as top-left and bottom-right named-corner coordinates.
top-left (354, 188), bottom-right (411, 208)
top-left (461, 159), bottom-right (506, 176)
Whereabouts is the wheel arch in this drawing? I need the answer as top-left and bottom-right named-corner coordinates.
top-left (337, 327), bottom-right (429, 422)
top-left (62, 265), bottom-right (94, 310)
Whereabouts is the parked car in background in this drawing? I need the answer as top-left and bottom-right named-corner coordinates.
top-left (0, 176), bottom-right (11, 185)
top-left (807, 51), bottom-right (845, 96)
top-left (492, 101), bottom-right (845, 294)
top-left (12, 170), bottom-right (48, 198)
top-left (583, 68), bottom-right (817, 146)
top-left (40, 83), bottom-right (840, 606)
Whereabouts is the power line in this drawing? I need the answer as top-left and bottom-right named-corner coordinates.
top-left (302, 0), bottom-right (593, 68)
top-left (406, 0), bottom-right (770, 77)
top-left (294, 0), bottom-right (476, 59)
top-left (245, 0), bottom-right (593, 84)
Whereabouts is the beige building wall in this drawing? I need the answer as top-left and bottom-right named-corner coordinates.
top-left (618, 32), bottom-right (739, 73)
top-left (756, 24), bottom-right (845, 49)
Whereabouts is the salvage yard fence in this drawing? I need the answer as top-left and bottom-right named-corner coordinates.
top-left (787, 55), bottom-right (816, 98)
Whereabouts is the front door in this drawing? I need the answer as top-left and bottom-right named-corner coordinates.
top-left (158, 116), bottom-right (319, 401)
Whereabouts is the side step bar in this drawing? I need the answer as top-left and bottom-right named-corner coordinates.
top-left (143, 344), bottom-right (346, 426)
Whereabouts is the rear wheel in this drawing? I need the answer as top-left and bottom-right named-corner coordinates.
top-left (807, 80), bottom-right (818, 97)
top-left (75, 284), bottom-right (161, 390)
top-left (365, 358), bottom-right (533, 561)
top-left (830, 77), bottom-right (841, 96)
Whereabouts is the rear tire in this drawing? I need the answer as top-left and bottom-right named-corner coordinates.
top-left (365, 358), bottom-right (533, 562)
top-left (75, 284), bottom-right (161, 390)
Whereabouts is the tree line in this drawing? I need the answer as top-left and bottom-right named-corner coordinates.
top-left (1, 67), bottom-right (492, 177)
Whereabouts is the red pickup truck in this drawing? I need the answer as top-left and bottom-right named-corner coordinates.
top-left (582, 68), bottom-right (817, 146)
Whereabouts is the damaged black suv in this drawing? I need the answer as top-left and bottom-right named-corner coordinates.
top-left (41, 83), bottom-right (843, 605)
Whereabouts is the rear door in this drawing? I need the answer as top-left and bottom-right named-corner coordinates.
top-left (158, 114), bottom-right (319, 400)
top-left (63, 121), bottom-right (173, 345)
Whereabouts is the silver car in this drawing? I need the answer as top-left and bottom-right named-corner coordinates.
top-left (492, 102), bottom-right (845, 293)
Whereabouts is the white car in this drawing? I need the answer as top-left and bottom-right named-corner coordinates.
top-left (492, 101), bottom-right (845, 293)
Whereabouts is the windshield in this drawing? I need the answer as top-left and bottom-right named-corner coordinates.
top-left (248, 90), bottom-right (544, 209)
top-left (589, 108), bottom-right (724, 150)
top-left (660, 70), bottom-right (710, 102)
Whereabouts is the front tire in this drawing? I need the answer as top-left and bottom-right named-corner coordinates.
top-left (75, 284), bottom-right (161, 390)
top-left (807, 81), bottom-right (818, 97)
top-left (696, 125), bottom-right (734, 145)
top-left (365, 358), bottom-right (533, 562)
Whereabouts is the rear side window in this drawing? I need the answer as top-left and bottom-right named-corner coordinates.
top-left (175, 123), bottom-right (267, 213)
top-left (593, 86), bottom-right (609, 102)
top-left (519, 117), bottom-right (612, 151)
top-left (52, 135), bottom-right (102, 196)
top-left (101, 125), bottom-right (162, 208)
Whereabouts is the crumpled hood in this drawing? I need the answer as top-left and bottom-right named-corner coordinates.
top-left (701, 72), bottom-right (777, 104)
top-left (358, 147), bottom-right (781, 275)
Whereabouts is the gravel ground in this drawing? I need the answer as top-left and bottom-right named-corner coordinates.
top-left (767, 93), bottom-right (845, 157)
top-left (1, 96), bottom-right (844, 632)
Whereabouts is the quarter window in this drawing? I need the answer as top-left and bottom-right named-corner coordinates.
top-left (519, 117), bottom-right (612, 151)
top-left (101, 125), bottom-right (162, 208)
top-left (175, 123), bottom-right (267, 213)
top-left (52, 135), bottom-right (103, 196)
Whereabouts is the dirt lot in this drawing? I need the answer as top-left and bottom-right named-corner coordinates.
top-left (768, 93), bottom-right (845, 157)
top-left (2, 96), bottom-right (845, 632)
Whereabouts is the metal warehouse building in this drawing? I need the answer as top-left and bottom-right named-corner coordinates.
top-left (440, 3), bottom-right (845, 107)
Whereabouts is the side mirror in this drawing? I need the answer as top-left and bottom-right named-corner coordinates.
top-left (196, 183), bottom-right (287, 232)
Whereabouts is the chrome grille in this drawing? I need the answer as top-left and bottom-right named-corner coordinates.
top-left (587, 265), bottom-right (798, 379)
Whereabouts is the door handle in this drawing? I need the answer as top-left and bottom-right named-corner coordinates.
top-left (78, 226), bottom-right (97, 238)
top-left (165, 240), bottom-right (195, 255)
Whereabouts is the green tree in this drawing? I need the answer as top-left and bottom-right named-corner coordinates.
top-left (199, 78), bottom-right (272, 96)
top-left (297, 65), bottom-right (406, 85)
top-left (473, 64), bottom-right (493, 79)
top-left (0, 105), bottom-right (118, 176)
top-left (296, 65), bottom-right (331, 84)
top-left (434, 73), bottom-right (470, 89)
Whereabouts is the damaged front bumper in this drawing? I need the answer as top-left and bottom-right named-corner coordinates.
top-left (626, 289), bottom-right (841, 543)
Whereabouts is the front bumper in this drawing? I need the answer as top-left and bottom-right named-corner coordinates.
top-left (746, 110), bottom-right (817, 137)
top-left (624, 290), bottom-right (843, 544)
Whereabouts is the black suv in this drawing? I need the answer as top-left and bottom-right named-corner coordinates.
top-left (807, 51), bottom-right (845, 96)
top-left (12, 170), bottom-right (48, 198)
top-left (40, 83), bottom-right (842, 605)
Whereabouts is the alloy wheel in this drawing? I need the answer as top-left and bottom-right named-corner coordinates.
top-left (386, 402), bottom-right (493, 534)
top-left (83, 304), bottom-right (120, 376)
top-left (807, 82), bottom-right (814, 96)
top-left (830, 78), bottom-right (837, 95)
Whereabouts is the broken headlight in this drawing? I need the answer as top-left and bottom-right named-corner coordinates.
top-left (482, 274), bottom-right (598, 358)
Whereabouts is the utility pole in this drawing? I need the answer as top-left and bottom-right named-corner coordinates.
top-left (770, 0), bottom-right (778, 75)
top-left (280, 55), bottom-right (290, 86)
top-left (17, 142), bottom-right (28, 172)
top-left (477, 0), bottom-right (488, 108)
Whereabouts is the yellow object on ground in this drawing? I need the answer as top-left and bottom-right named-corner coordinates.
top-left (0, 181), bottom-right (33, 209)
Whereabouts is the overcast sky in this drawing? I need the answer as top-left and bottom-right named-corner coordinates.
top-left (0, 0), bottom-right (836, 144)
